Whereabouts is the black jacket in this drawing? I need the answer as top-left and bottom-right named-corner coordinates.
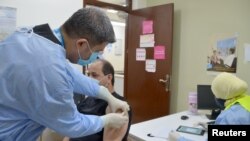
top-left (70, 92), bottom-right (132, 141)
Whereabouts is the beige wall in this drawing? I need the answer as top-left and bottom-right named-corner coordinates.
top-left (146, 0), bottom-right (250, 113)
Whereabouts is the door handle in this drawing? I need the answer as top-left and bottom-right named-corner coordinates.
top-left (159, 74), bottom-right (170, 92)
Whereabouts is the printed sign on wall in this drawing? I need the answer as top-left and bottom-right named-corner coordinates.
top-left (207, 35), bottom-right (238, 73)
top-left (0, 6), bottom-right (16, 41)
top-left (142, 20), bottom-right (153, 34)
top-left (154, 45), bottom-right (165, 59)
top-left (145, 59), bottom-right (156, 72)
top-left (140, 34), bottom-right (155, 47)
top-left (136, 48), bottom-right (146, 61)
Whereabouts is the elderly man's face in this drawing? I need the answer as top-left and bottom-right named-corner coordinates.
top-left (87, 61), bottom-right (109, 87)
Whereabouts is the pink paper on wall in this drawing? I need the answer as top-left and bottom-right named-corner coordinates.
top-left (142, 20), bottom-right (153, 34)
top-left (154, 45), bottom-right (165, 59)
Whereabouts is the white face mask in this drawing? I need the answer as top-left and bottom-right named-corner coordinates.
top-left (88, 75), bottom-right (109, 88)
top-left (90, 77), bottom-right (100, 84)
top-left (97, 75), bottom-right (109, 87)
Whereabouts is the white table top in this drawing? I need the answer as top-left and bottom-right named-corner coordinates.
top-left (129, 111), bottom-right (211, 141)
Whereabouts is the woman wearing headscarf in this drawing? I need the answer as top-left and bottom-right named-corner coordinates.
top-left (168, 72), bottom-right (250, 141)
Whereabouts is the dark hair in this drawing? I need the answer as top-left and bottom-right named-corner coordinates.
top-left (62, 7), bottom-right (116, 46)
top-left (98, 59), bottom-right (115, 86)
top-left (229, 48), bottom-right (235, 54)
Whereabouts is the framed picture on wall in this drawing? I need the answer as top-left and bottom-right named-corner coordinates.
top-left (207, 36), bottom-right (237, 73)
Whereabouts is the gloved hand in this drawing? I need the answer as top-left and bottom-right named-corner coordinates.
top-left (168, 131), bottom-right (181, 141)
top-left (101, 112), bottom-right (128, 128)
top-left (194, 122), bottom-right (208, 131)
top-left (97, 86), bottom-right (130, 113)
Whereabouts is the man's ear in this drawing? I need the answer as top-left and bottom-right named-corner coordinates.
top-left (76, 38), bottom-right (88, 49)
top-left (107, 74), bottom-right (113, 82)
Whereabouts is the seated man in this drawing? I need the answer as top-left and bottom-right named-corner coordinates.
top-left (64, 59), bottom-right (132, 141)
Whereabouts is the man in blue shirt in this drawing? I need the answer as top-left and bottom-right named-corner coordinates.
top-left (0, 7), bottom-right (129, 141)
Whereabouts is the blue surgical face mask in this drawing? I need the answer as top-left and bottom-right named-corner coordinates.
top-left (77, 52), bottom-right (99, 66)
top-left (77, 42), bottom-right (99, 66)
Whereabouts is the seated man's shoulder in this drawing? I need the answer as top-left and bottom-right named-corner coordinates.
top-left (112, 92), bottom-right (125, 101)
top-left (77, 97), bottom-right (108, 115)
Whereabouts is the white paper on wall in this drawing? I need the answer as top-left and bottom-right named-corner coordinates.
top-left (136, 48), bottom-right (146, 61)
top-left (244, 43), bottom-right (250, 62)
top-left (0, 6), bottom-right (16, 41)
top-left (114, 39), bottom-right (123, 56)
top-left (145, 59), bottom-right (156, 72)
top-left (140, 34), bottom-right (155, 47)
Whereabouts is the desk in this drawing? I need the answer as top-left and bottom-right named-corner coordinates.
top-left (129, 111), bottom-right (210, 141)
